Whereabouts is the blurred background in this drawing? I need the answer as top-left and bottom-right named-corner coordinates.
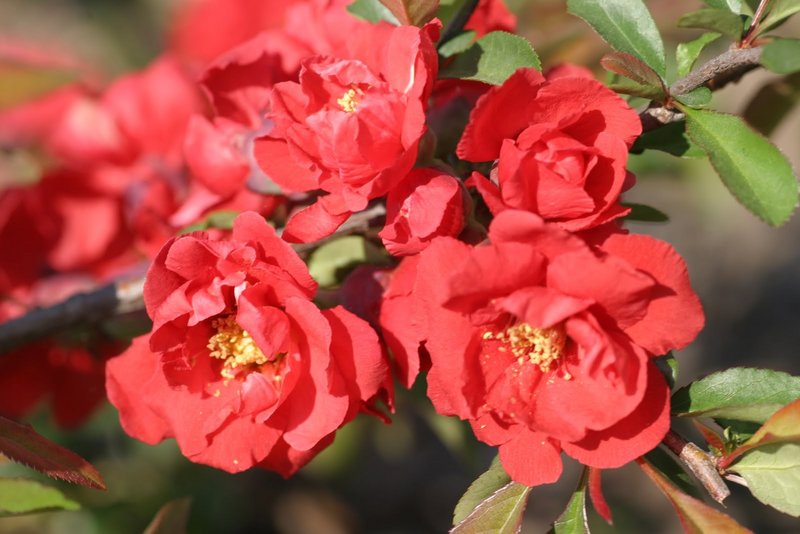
top-left (1, 0), bottom-right (799, 532)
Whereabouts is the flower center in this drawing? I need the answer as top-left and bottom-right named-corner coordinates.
top-left (337, 87), bottom-right (364, 113)
top-left (208, 316), bottom-right (268, 379)
top-left (483, 323), bottom-right (566, 373)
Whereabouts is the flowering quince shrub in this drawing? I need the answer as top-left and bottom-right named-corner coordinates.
top-left (1, 0), bottom-right (800, 531)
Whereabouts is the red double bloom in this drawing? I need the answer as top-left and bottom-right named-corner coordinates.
top-left (459, 67), bottom-right (641, 231)
top-left (106, 212), bottom-right (391, 475)
top-left (416, 211), bottom-right (704, 485)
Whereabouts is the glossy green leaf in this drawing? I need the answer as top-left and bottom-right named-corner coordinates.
top-left (453, 457), bottom-right (511, 525)
top-left (653, 352), bottom-right (678, 389)
top-left (674, 87), bottom-right (712, 108)
top-left (601, 52), bottom-right (666, 102)
top-left (307, 236), bottom-right (383, 287)
top-left (379, 0), bottom-right (439, 26)
top-left (549, 471), bottom-right (589, 534)
top-left (440, 31), bottom-right (541, 85)
top-left (743, 72), bottom-right (800, 135)
top-left (567, 0), bottom-right (666, 77)
top-left (144, 498), bottom-right (192, 534)
top-left (631, 121), bottom-right (705, 158)
top-left (678, 8), bottom-right (746, 39)
top-left (672, 368), bottom-right (800, 422)
top-left (0, 478), bottom-right (79, 517)
top-left (728, 442), bottom-right (800, 517)
top-left (676, 32), bottom-right (721, 78)
top-left (682, 107), bottom-right (799, 226)
top-left (0, 416), bottom-right (106, 490)
top-left (347, 0), bottom-right (401, 24)
top-left (440, 31), bottom-right (477, 58)
top-left (760, 0), bottom-right (800, 33)
top-left (436, 0), bottom-right (465, 27)
top-left (623, 203), bottom-right (669, 223)
top-left (639, 459), bottom-right (753, 533)
top-left (451, 481), bottom-right (531, 534)
top-left (761, 39), bottom-right (800, 75)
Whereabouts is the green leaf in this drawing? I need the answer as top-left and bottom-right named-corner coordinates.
top-left (179, 210), bottom-right (239, 234)
top-left (439, 31), bottom-right (541, 85)
top-left (440, 31), bottom-right (477, 58)
top-left (436, 0), bottom-right (465, 28)
top-left (760, 0), bottom-right (800, 33)
top-left (451, 481), bottom-right (531, 534)
top-left (678, 8), bottom-right (746, 39)
top-left (549, 470), bottom-right (589, 534)
top-left (702, 0), bottom-right (744, 13)
top-left (761, 38), bottom-right (800, 75)
top-left (638, 459), bottom-right (753, 533)
top-left (0, 478), bottom-right (79, 517)
top-left (144, 498), bottom-right (192, 534)
top-left (653, 352), bottom-right (678, 388)
top-left (378, 0), bottom-right (439, 26)
top-left (347, 0), bottom-right (401, 24)
top-left (607, 80), bottom-right (666, 100)
top-left (674, 87), bottom-right (712, 108)
top-left (743, 72), bottom-right (800, 135)
top-left (672, 368), bottom-right (800, 422)
top-left (676, 32), bottom-right (721, 78)
top-left (728, 442), bottom-right (800, 517)
top-left (0, 416), bottom-right (106, 490)
top-left (307, 236), bottom-right (378, 287)
top-left (631, 121), bottom-right (705, 158)
top-left (567, 0), bottom-right (666, 78)
top-left (623, 203), bottom-right (670, 223)
top-left (682, 107), bottom-right (799, 226)
top-left (453, 457), bottom-right (511, 525)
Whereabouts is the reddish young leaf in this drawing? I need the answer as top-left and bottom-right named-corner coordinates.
top-left (600, 52), bottom-right (667, 99)
top-left (720, 398), bottom-right (800, 468)
top-left (379, 0), bottom-right (439, 26)
top-left (0, 416), bottom-right (106, 490)
top-left (144, 498), bottom-right (192, 534)
top-left (637, 458), bottom-right (751, 534)
top-left (693, 420), bottom-right (726, 454)
top-left (588, 467), bottom-right (613, 524)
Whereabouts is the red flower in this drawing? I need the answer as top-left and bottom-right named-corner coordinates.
top-left (458, 67), bottom-right (641, 231)
top-left (106, 212), bottom-right (391, 475)
top-left (254, 21), bottom-right (439, 242)
top-left (415, 211), bottom-right (704, 485)
top-left (379, 168), bottom-right (467, 256)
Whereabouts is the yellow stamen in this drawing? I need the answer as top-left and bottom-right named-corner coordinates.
top-left (485, 323), bottom-right (566, 373)
top-left (207, 316), bottom-right (268, 378)
top-left (337, 87), bottom-right (364, 113)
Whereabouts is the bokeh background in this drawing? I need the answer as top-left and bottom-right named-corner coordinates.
top-left (1, 0), bottom-right (799, 532)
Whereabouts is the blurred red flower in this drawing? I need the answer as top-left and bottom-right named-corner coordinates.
top-left (106, 212), bottom-right (391, 475)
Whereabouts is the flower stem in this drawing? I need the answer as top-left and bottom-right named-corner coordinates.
top-left (741, 0), bottom-right (773, 48)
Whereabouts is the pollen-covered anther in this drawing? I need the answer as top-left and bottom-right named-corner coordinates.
top-left (495, 323), bottom-right (566, 373)
top-left (208, 316), bottom-right (268, 377)
top-left (337, 86), bottom-right (365, 113)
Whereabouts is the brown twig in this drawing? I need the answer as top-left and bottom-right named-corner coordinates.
top-left (662, 430), bottom-right (731, 504)
top-left (0, 204), bottom-right (386, 354)
top-left (640, 47), bottom-right (764, 131)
